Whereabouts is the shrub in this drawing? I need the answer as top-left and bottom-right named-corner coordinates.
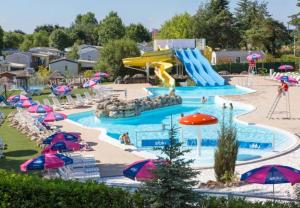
top-left (214, 105), bottom-right (239, 183)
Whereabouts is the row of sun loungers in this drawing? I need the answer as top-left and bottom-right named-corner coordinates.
top-left (58, 153), bottom-right (100, 182)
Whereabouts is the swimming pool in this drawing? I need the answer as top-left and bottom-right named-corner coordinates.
top-left (68, 85), bottom-right (296, 167)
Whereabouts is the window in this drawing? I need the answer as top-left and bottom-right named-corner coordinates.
top-left (236, 57), bottom-right (240, 63)
top-left (65, 65), bottom-right (68, 71)
top-left (87, 55), bottom-right (92, 60)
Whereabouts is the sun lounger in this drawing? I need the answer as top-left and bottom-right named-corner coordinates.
top-left (66, 95), bottom-right (84, 108)
top-left (76, 94), bottom-right (90, 106)
top-left (51, 97), bottom-right (66, 110)
top-left (83, 92), bottom-right (95, 104)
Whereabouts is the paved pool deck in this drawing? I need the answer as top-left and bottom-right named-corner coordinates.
top-left (58, 79), bottom-right (300, 197)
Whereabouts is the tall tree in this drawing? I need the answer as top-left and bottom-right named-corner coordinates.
top-left (96, 38), bottom-right (140, 78)
top-left (3, 31), bottom-right (24, 49)
top-left (193, 0), bottom-right (239, 49)
top-left (49, 29), bottom-right (72, 50)
top-left (158, 13), bottom-right (194, 39)
top-left (20, 35), bottom-right (33, 51)
top-left (235, 0), bottom-right (270, 49)
top-left (289, 0), bottom-right (300, 54)
top-left (33, 30), bottom-right (49, 47)
top-left (98, 11), bottom-right (125, 45)
top-left (34, 24), bottom-right (62, 34)
top-left (0, 26), bottom-right (3, 54)
top-left (140, 118), bottom-right (200, 208)
top-left (125, 23), bottom-right (151, 43)
top-left (71, 12), bottom-right (99, 45)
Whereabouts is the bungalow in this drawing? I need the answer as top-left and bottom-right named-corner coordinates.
top-left (29, 47), bottom-right (63, 69)
top-left (5, 52), bottom-right (32, 71)
top-left (49, 58), bottom-right (79, 76)
top-left (0, 71), bottom-right (31, 90)
top-left (211, 50), bottom-right (265, 65)
top-left (77, 45), bottom-right (101, 69)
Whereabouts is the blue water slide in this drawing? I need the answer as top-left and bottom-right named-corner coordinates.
top-left (184, 49), bottom-right (216, 86)
top-left (192, 48), bottom-right (225, 85)
top-left (175, 50), bottom-right (207, 86)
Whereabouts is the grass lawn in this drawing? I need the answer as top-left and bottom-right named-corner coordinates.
top-left (0, 108), bottom-right (40, 172)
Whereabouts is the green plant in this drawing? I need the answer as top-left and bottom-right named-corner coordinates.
top-left (214, 105), bottom-right (239, 183)
top-left (83, 70), bottom-right (94, 78)
top-left (140, 117), bottom-right (200, 208)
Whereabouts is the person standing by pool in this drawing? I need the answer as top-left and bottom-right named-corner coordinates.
top-left (119, 132), bottom-right (131, 145)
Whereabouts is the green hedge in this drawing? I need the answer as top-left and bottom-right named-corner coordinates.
top-left (213, 62), bottom-right (296, 74)
top-left (0, 170), bottom-right (143, 208)
top-left (0, 170), bottom-right (299, 208)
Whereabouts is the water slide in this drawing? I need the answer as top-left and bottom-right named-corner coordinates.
top-left (184, 49), bottom-right (216, 86)
top-left (192, 48), bottom-right (225, 86)
top-left (175, 49), bottom-right (207, 86)
top-left (122, 51), bottom-right (175, 88)
top-left (175, 48), bottom-right (225, 86)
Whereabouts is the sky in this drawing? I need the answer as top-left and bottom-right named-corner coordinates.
top-left (0, 0), bottom-right (298, 33)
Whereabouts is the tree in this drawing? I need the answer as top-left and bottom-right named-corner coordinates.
top-left (96, 39), bottom-right (140, 78)
top-left (71, 12), bottom-right (99, 45)
top-left (67, 42), bottom-right (79, 60)
top-left (37, 65), bottom-right (51, 83)
top-left (158, 13), bottom-right (194, 39)
top-left (125, 23), bottom-right (151, 43)
top-left (235, 0), bottom-right (271, 49)
top-left (33, 30), bottom-right (49, 47)
top-left (289, 0), bottom-right (300, 54)
top-left (3, 31), bottom-right (24, 49)
top-left (140, 118), bottom-right (200, 208)
top-left (214, 105), bottom-right (239, 183)
top-left (34, 24), bottom-right (62, 34)
top-left (49, 29), bottom-right (72, 50)
top-left (193, 1), bottom-right (239, 48)
top-left (98, 11), bottom-right (125, 45)
top-left (0, 26), bottom-right (3, 54)
top-left (20, 35), bottom-right (34, 51)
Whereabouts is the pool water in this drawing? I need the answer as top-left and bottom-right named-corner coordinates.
top-left (68, 86), bottom-right (294, 167)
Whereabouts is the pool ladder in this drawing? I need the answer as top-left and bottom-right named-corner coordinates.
top-left (266, 91), bottom-right (291, 119)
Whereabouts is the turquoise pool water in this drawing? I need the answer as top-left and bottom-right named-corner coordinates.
top-left (69, 86), bottom-right (294, 167)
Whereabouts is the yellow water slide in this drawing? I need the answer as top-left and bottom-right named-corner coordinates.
top-left (122, 50), bottom-right (175, 88)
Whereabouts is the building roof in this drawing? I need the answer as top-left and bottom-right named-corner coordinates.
top-left (78, 45), bottom-right (101, 55)
top-left (0, 70), bottom-right (30, 78)
top-left (49, 71), bottom-right (65, 79)
top-left (49, 58), bottom-right (78, 64)
top-left (213, 50), bottom-right (265, 58)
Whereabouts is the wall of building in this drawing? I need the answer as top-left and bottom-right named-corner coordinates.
top-left (49, 61), bottom-right (78, 76)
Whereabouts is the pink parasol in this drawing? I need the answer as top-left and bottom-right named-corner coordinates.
top-left (28, 105), bottom-right (53, 113)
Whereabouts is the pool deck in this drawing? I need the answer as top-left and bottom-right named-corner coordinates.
top-left (58, 79), bottom-right (300, 197)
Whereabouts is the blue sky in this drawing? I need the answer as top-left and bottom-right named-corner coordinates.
top-left (0, 0), bottom-right (298, 33)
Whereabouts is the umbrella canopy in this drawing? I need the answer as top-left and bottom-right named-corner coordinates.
top-left (275, 75), bottom-right (299, 84)
top-left (38, 112), bottom-right (67, 122)
top-left (20, 153), bottom-right (73, 172)
top-left (14, 100), bottom-right (37, 108)
top-left (123, 159), bottom-right (162, 181)
top-left (179, 113), bottom-right (218, 156)
top-left (42, 140), bottom-right (82, 154)
top-left (179, 113), bottom-right (218, 125)
top-left (241, 165), bottom-right (300, 185)
top-left (54, 85), bottom-right (72, 95)
top-left (83, 79), bottom-right (97, 88)
top-left (94, 72), bottom-right (109, 78)
top-left (278, 65), bottom-right (294, 71)
top-left (43, 132), bottom-right (80, 144)
top-left (28, 104), bottom-right (53, 113)
top-left (7, 94), bottom-right (29, 103)
top-left (247, 53), bottom-right (262, 61)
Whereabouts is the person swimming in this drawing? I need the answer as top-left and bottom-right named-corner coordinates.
top-left (201, 96), bottom-right (207, 103)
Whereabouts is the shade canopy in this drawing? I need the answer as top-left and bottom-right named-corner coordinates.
top-left (241, 165), bottom-right (300, 185)
top-left (7, 94), bottom-right (29, 103)
top-left (14, 100), bottom-right (37, 108)
top-left (246, 53), bottom-right (262, 61)
top-left (38, 112), bottom-right (67, 122)
top-left (28, 104), bottom-right (53, 113)
top-left (42, 140), bottom-right (81, 154)
top-left (20, 153), bottom-right (73, 172)
top-left (94, 72), bottom-right (109, 78)
top-left (179, 113), bottom-right (218, 126)
top-left (123, 159), bottom-right (162, 181)
top-left (83, 79), bottom-right (97, 88)
top-left (53, 85), bottom-right (72, 95)
top-left (43, 132), bottom-right (80, 144)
